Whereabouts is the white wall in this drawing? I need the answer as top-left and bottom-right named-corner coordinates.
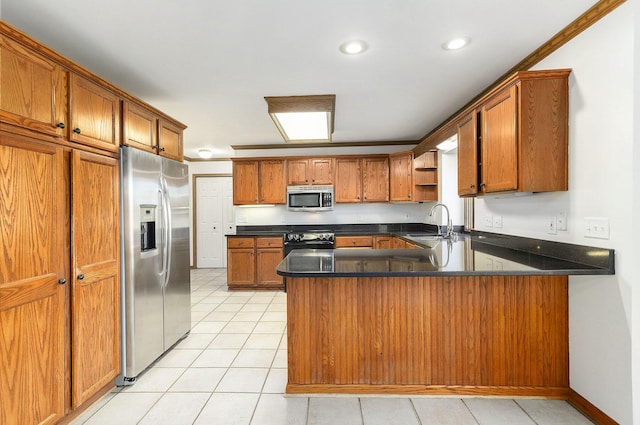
top-left (474, 4), bottom-right (635, 423)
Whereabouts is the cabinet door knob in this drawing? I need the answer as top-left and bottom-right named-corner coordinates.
top-left (213, 226), bottom-right (216, 230)
top-left (470, 184), bottom-right (475, 189)
top-left (160, 147), bottom-right (166, 152)
top-left (58, 278), bottom-right (67, 285)
top-left (57, 122), bottom-right (65, 129)
top-left (73, 128), bottom-right (81, 134)
top-left (77, 274), bottom-right (84, 280)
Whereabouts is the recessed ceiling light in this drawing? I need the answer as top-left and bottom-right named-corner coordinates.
top-left (339, 40), bottom-right (368, 55)
top-left (442, 37), bottom-right (470, 51)
top-left (198, 149), bottom-right (213, 159)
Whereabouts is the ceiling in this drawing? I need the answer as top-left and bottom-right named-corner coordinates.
top-left (1, 0), bottom-right (597, 158)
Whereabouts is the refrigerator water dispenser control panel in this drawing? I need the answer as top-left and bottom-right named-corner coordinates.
top-left (140, 205), bottom-right (157, 252)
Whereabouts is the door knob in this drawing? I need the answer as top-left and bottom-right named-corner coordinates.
top-left (58, 278), bottom-right (67, 285)
top-left (77, 274), bottom-right (85, 280)
top-left (57, 122), bottom-right (65, 129)
top-left (73, 128), bottom-right (81, 134)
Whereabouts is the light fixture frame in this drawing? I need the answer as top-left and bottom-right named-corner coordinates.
top-left (264, 94), bottom-right (336, 142)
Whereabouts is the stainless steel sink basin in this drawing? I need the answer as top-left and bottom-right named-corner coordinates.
top-left (406, 235), bottom-right (442, 248)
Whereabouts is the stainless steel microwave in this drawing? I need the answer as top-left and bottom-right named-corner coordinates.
top-left (286, 185), bottom-right (334, 211)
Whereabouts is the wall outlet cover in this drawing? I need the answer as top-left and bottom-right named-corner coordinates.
top-left (585, 217), bottom-right (610, 239)
top-left (484, 215), bottom-right (493, 227)
top-left (493, 215), bottom-right (503, 228)
top-left (557, 212), bottom-right (567, 231)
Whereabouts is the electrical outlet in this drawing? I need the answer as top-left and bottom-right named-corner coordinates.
top-left (585, 217), bottom-right (610, 239)
top-left (557, 212), bottom-right (567, 231)
top-left (547, 216), bottom-right (557, 235)
top-left (493, 215), bottom-right (503, 228)
top-left (494, 261), bottom-right (504, 271)
top-left (484, 215), bottom-right (493, 227)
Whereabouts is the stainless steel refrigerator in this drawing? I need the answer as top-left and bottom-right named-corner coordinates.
top-left (117, 146), bottom-right (191, 385)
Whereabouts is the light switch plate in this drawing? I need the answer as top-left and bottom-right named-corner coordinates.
top-left (585, 217), bottom-right (610, 239)
top-left (484, 215), bottom-right (493, 227)
top-left (547, 216), bottom-right (557, 235)
top-left (493, 215), bottom-right (503, 228)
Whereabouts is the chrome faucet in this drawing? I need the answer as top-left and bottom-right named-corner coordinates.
top-left (428, 203), bottom-right (453, 239)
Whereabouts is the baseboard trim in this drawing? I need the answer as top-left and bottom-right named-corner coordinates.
top-left (568, 388), bottom-right (619, 425)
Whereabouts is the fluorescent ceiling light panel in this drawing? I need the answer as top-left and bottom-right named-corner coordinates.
top-left (265, 95), bottom-right (335, 142)
top-left (273, 112), bottom-right (329, 140)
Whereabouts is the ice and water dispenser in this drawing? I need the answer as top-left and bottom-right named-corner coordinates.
top-left (140, 205), bottom-right (157, 251)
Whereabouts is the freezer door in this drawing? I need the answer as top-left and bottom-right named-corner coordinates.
top-left (121, 147), bottom-right (164, 378)
top-left (162, 157), bottom-right (191, 349)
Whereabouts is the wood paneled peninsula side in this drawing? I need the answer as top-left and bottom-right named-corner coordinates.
top-left (277, 232), bottom-right (614, 398)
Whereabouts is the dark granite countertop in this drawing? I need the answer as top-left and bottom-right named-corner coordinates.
top-left (225, 223), bottom-right (444, 237)
top-left (276, 231), bottom-right (615, 277)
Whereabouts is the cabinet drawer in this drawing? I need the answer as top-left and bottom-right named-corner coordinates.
top-left (335, 236), bottom-right (373, 248)
top-left (256, 237), bottom-right (283, 248)
top-left (227, 237), bottom-right (255, 248)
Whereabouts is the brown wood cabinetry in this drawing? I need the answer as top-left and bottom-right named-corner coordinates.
top-left (457, 70), bottom-right (570, 196)
top-left (69, 73), bottom-right (121, 152)
top-left (227, 237), bottom-right (284, 290)
top-left (0, 34), bottom-right (67, 139)
top-left (122, 101), bottom-right (157, 154)
top-left (0, 134), bottom-right (121, 424)
top-left (457, 113), bottom-right (479, 196)
top-left (287, 158), bottom-right (334, 185)
top-left (335, 156), bottom-right (389, 203)
top-left (158, 118), bottom-right (183, 161)
top-left (71, 151), bottom-right (120, 407)
top-left (287, 275), bottom-right (569, 396)
top-left (232, 159), bottom-right (286, 205)
top-left (389, 151), bottom-right (413, 201)
top-left (413, 150), bottom-right (438, 202)
top-left (256, 237), bottom-right (285, 288)
top-left (0, 135), bottom-right (67, 425)
top-left (373, 235), bottom-right (392, 249)
top-left (335, 236), bottom-right (374, 248)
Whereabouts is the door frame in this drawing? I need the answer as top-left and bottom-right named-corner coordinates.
top-left (192, 173), bottom-right (232, 269)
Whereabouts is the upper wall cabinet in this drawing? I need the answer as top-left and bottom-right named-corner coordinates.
top-left (389, 151), bottom-right (413, 202)
top-left (287, 158), bottom-right (334, 185)
top-left (457, 69), bottom-right (570, 196)
top-left (335, 157), bottom-right (389, 203)
top-left (233, 159), bottom-right (286, 205)
top-left (0, 34), bottom-right (67, 138)
top-left (69, 73), bottom-right (121, 153)
top-left (413, 150), bottom-right (438, 202)
top-left (122, 101), bottom-right (157, 154)
top-left (158, 119), bottom-right (184, 162)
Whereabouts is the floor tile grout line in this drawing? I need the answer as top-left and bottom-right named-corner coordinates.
top-left (461, 398), bottom-right (482, 425)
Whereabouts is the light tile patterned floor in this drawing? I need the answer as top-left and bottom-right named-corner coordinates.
top-left (73, 268), bottom-right (594, 425)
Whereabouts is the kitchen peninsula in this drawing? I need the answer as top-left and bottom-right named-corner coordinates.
top-left (277, 232), bottom-right (614, 398)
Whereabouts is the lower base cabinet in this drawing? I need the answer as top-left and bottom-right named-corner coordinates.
top-left (227, 237), bottom-right (284, 290)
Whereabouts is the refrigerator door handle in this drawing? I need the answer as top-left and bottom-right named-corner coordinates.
top-left (158, 187), bottom-right (168, 279)
top-left (160, 178), bottom-right (173, 288)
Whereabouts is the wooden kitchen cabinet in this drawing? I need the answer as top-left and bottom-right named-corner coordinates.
top-left (389, 151), bottom-right (413, 201)
top-left (122, 101), bottom-right (157, 154)
top-left (232, 159), bottom-right (286, 205)
top-left (373, 235), bottom-right (392, 249)
top-left (158, 118), bottom-right (184, 161)
top-left (413, 150), bottom-right (438, 202)
top-left (0, 134), bottom-right (122, 424)
top-left (0, 33), bottom-right (68, 139)
top-left (69, 73), bottom-right (121, 153)
top-left (70, 151), bottom-right (120, 407)
top-left (362, 157), bottom-right (390, 202)
top-left (227, 237), bottom-right (284, 290)
top-left (457, 113), bottom-right (479, 196)
top-left (256, 238), bottom-right (284, 288)
top-left (335, 158), bottom-right (361, 202)
top-left (458, 69), bottom-right (570, 196)
top-left (287, 158), bottom-right (334, 185)
top-left (0, 135), bottom-right (67, 425)
top-left (335, 157), bottom-right (389, 203)
top-left (335, 235), bottom-right (374, 248)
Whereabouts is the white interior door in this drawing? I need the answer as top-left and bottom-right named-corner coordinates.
top-left (196, 176), bottom-right (233, 268)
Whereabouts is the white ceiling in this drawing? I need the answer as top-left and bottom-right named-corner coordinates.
top-left (2, 0), bottom-right (597, 158)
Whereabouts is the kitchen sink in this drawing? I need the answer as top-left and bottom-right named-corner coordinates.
top-left (405, 234), bottom-right (443, 248)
